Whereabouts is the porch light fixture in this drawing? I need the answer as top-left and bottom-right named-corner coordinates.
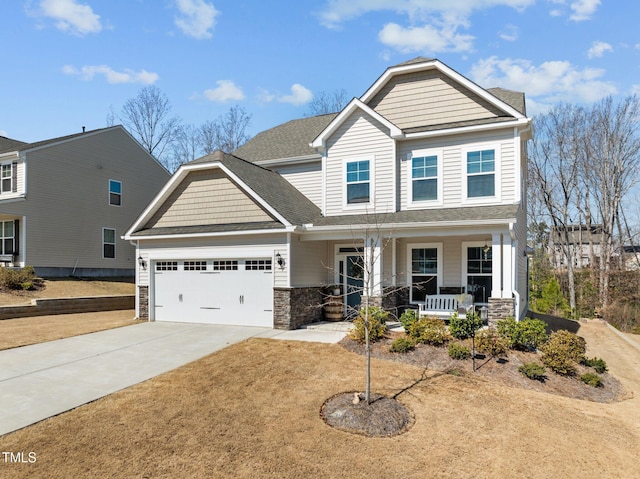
top-left (482, 240), bottom-right (491, 260)
top-left (137, 256), bottom-right (147, 271)
top-left (275, 252), bottom-right (285, 270)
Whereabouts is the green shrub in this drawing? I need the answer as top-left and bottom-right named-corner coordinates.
top-left (390, 336), bottom-right (416, 353)
top-left (540, 330), bottom-right (586, 376)
top-left (407, 316), bottom-right (452, 346)
top-left (582, 357), bottom-right (608, 374)
top-left (580, 372), bottom-right (604, 388)
top-left (448, 311), bottom-right (483, 339)
top-left (399, 309), bottom-right (418, 333)
top-left (475, 328), bottom-right (508, 357)
top-left (518, 362), bottom-right (546, 381)
top-left (497, 317), bottom-right (548, 351)
top-left (349, 306), bottom-right (388, 343)
top-left (534, 277), bottom-right (570, 317)
top-left (448, 342), bottom-right (471, 360)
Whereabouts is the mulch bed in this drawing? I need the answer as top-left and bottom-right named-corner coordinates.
top-left (339, 331), bottom-right (629, 404)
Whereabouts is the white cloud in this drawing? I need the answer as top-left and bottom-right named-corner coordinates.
top-left (278, 84), bottom-right (313, 106)
top-left (587, 41), bottom-right (613, 58)
top-left (203, 80), bottom-right (245, 102)
top-left (569, 0), bottom-right (601, 21)
top-left (62, 65), bottom-right (158, 84)
top-left (257, 88), bottom-right (276, 103)
top-left (378, 22), bottom-right (474, 53)
top-left (316, 0), bottom-right (534, 54)
top-left (470, 56), bottom-right (617, 105)
top-left (38, 0), bottom-right (102, 35)
top-left (174, 0), bottom-right (219, 39)
top-left (499, 24), bottom-right (518, 42)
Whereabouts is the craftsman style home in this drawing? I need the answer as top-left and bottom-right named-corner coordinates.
top-left (125, 58), bottom-right (532, 329)
top-left (0, 126), bottom-right (170, 277)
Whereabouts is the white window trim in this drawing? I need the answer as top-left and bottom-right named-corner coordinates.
top-left (109, 179), bottom-right (122, 207)
top-left (342, 157), bottom-right (374, 211)
top-left (406, 148), bottom-right (443, 209)
top-left (461, 144), bottom-right (502, 204)
top-left (406, 242), bottom-right (443, 304)
top-left (102, 227), bottom-right (116, 259)
top-left (461, 241), bottom-right (492, 303)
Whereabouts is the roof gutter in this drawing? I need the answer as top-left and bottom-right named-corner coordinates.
top-left (123, 225), bottom-right (296, 242)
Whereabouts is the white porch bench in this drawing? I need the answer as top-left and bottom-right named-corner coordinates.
top-left (417, 294), bottom-right (473, 319)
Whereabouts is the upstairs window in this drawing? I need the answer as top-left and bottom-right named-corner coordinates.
top-left (411, 155), bottom-right (438, 202)
top-left (346, 160), bottom-right (370, 204)
top-left (109, 180), bottom-right (122, 206)
top-left (103, 228), bottom-right (116, 259)
top-left (467, 149), bottom-right (495, 198)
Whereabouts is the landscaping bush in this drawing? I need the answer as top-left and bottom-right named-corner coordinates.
top-left (349, 306), bottom-right (388, 343)
top-left (407, 316), bottom-right (452, 346)
top-left (399, 309), bottom-right (418, 333)
top-left (474, 328), bottom-right (508, 357)
top-left (540, 330), bottom-right (586, 376)
top-left (448, 311), bottom-right (483, 339)
top-left (0, 266), bottom-right (38, 291)
top-left (390, 336), bottom-right (416, 353)
top-left (497, 317), bottom-right (548, 351)
top-left (518, 362), bottom-right (546, 381)
top-left (580, 372), bottom-right (604, 388)
top-left (582, 357), bottom-right (608, 374)
top-left (448, 342), bottom-right (471, 360)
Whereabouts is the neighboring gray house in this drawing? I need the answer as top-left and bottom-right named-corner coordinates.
top-left (0, 126), bottom-right (170, 277)
top-left (125, 58), bottom-right (532, 328)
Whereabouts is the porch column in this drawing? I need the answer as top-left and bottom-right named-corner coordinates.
top-left (501, 234), bottom-right (513, 298)
top-left (364, 237), bottom-right (382, 297)
top-left (491, 233), bottom-right (502, 298)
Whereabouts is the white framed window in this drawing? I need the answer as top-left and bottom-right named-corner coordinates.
top-left (213, 260), bottom-right (238, 271)
top-left (102, 228), bottom-right (116, 259)
top-left (184, 260), bottom-right (207, 271)
top-left (109, 180), bottom-right (122, 206)
top-left (406, 243), bottom-right (442, 303)
top-left (463, 146), bottom-right (500, 202)
top-left (245, 259), bottom-right (272, 271)
top-left (462, 242), bottom-right (493, 304)
top-left (156, 261), bottom-right (178, 271)
top-left (0, 220), bottom-right (15, 255)
top-left (344, 159), bottom-right (371, 206)
top-left (1, 162), bottom-right (16, 194)
top-left (407, 149), bottom-right (442, 207)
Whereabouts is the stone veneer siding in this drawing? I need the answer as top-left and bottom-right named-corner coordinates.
top-left (488, 297), bottom-right (515, 326)
top-left (274, 287), bottom-right (324, 330)
top-left (139, 285), bottom-right (149, 321)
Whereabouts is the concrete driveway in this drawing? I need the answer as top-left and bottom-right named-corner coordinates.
top-left (0, 320), bottom-right (350, 436)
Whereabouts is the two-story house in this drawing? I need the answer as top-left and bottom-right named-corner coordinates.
top-left (0, 126), bottom-right (170, 277)
top-left (124, 58), bottom-right (532, 328)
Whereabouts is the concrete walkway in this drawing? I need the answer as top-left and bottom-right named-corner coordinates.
top-left (0, 321), bottom-right (350, 436)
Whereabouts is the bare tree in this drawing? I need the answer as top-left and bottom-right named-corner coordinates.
top-left (306, 88), bottom-right (349, 116)
top-left (119, 86), bottom-right (181, 168)
top-left (583, 95), bottom-right (640, 306)
top-left (199, 105), bottom-right (252, 154)
top-left (528, 104), bottom-right (585, 313)
top-left (169, 124), bottom-right (202, 172)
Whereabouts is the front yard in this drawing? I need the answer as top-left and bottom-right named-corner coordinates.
top-left (1, 320), bottom-right (639, 479)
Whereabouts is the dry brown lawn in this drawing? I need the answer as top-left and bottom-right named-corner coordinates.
top-left (0, 310), bottom-right (137, 350)
top-left (1, 320), bottom-right (638, 479)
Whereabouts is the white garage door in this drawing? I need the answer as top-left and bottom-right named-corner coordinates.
top-left (153, 258), bottom-right (274, 327)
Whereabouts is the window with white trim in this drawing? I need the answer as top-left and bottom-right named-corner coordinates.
top-left (156, 261), bottom-right (178, 271)
top-left (0, 220), bottom-right (14, 255)
top-left (184, 261), bottom-right (207, 271)
top-left (411, 155), bottom-right (438, 202)
top-left (109, 180), bottom-right (122, 206)
top-left (102, 228), bottom-right (115, 259)
top-left (1, 163), bottom-right (14, 194)
top-left (245, 259), bottom-right (272, 271)
top-left (346, 160), bottom-right (370, 204)
top-left (465, 246), bottom-right (492, 303)
top-left (467, 149), bottom-right (495, 198)
top-left (213, 260), bottom-right (238, 271)
top-left (407, 244), bottom-right (441, 302)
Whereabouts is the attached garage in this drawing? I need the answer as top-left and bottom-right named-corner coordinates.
top-left (153, 258), bottom-right (274, 327)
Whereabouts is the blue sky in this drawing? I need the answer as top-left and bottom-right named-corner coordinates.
top-left (1, 0), bottom-right (638, 143)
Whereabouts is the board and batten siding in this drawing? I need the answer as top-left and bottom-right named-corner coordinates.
top-left (398, 128), bottom-right (519, 209)
top-left (275, 162), bottom-right (322, 207)
top-left (324, 111), bottom-right (395, 216)
top-left (2, 128), bottom-right (169, 271)
top-left (144, 169), bottom-right (274, 229)
top-left (367, 70), bottom-right (505, 130)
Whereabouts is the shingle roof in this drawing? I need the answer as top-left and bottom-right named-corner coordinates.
top-left (233, 114), bottom-right (336, 163)
top-left (487, 87), bottom-right (526, 115)
top-left (130, 221), bottom-right (284, 237)
top-left (0, 127), bottom-right (118, 155)
top-left (0, 137), bottom-right (28, 154)
top-left (188, 150), bottom-right (322, 226)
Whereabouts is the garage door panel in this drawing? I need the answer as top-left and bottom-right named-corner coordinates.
top-left (154, 259), bottom-right (273, 326)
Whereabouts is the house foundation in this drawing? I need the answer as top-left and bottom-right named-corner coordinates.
top-left (274, 287), bottom-right (324, 330)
